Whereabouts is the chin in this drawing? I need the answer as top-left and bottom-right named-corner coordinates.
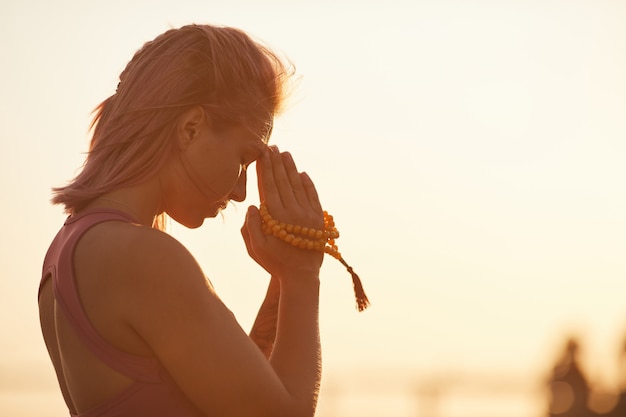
top-left (169, 212), bottom-right (206, 229)
top-left (187, 210), bottom-right (223, 228)
top-left (186, 219), bottom-right (206, 229)
top-left (169, 203), bottom-right (223, 228)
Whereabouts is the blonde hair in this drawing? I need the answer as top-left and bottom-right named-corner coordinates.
top-left (52, 24), bottom-right (292, 229)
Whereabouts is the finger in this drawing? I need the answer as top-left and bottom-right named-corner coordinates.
top-left (281, 152), bottom-right (308, 209)
top-left (267, 147), bottom-right (298, 209)
top-left (300, 172), bottom-right (323, 215)
top-left (241, 205), bottom-right (265, 262)
top-left (257, 147), bottom-right (279, 208)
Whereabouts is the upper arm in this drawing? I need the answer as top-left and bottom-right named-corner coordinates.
top-left (118, 230), bottom-right (294, 417)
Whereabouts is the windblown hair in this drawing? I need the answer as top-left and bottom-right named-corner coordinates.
top-left (52, 24), bottom-right (293, 228)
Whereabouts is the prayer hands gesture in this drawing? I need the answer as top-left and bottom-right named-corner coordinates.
top-left (242, 146), bottom-right (324, 280)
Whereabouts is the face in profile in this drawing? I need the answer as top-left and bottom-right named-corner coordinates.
top-left (165, 115), bottom-right (269, 228)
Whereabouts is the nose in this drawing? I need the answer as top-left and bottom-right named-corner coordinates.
top-left (229, 170), bottom-right (247, 202)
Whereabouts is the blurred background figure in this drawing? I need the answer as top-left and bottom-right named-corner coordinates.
top-left (547, 337), bottom-right (591, 417)
top-left (542, 329), bottom-right (626, 417)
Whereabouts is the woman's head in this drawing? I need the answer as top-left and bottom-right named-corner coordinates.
top-left (52, 24), bottom-right (292, 224)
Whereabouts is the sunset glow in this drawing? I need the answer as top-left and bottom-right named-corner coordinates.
top-left (2, 1), bottom-right (626, 416)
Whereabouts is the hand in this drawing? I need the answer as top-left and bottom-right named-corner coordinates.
top-left (241, 146), bottom-right (324, 279)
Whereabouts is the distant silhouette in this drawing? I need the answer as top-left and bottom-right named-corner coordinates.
top-left (543, 330), bottom-right (626, 417)
top-left (547, 337), bottom-right (592, 417)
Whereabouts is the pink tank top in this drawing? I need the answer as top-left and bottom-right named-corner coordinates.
top-left (39, 209), bottom-right (205, 417)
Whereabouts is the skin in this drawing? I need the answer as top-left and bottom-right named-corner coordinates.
top-left (38, 106), bottom-right (324, 417)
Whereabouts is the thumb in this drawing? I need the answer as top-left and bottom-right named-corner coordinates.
top-left (241, 205), bottom-right (265, 251)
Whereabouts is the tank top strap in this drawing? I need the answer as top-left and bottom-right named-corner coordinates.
top-left (45, 208), bottom-right (162, 383)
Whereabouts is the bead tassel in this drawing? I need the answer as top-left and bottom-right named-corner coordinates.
top-left (259, 203), bottom-right (369, 312)
top-left (338, 257), bottom-right (370, 312)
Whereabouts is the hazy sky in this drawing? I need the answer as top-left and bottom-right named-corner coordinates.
top-left (1, 0), bottom-right (625, 415)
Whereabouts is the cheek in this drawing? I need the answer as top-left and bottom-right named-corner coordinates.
top-left (185, 143), bottom-right (212, 176)
top-left (185, 149), bottom-right (240, 195)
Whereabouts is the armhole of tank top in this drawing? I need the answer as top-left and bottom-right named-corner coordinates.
top-left (53, 213), bottom-right (162, 383)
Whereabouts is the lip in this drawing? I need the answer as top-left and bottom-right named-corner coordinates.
top-left (209, 200), bottom-right (228, 217)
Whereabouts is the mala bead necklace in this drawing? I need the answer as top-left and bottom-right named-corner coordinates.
top-left (259, 203), bottom-right (369, 312)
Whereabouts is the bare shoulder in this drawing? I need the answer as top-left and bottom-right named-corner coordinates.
top-left (79, 221), bottom-right (205, 285)
top-left (84, 221), bottom-right (242, 350)
top-left (116, 223), bottom-right (205, 279)
top-left (92, 221), bottom-right (216, 303)
top-left (77, 220), bottom-right (221, 329)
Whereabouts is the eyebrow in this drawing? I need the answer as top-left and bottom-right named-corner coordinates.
top-left (260, 119), bottom-right (274, 144)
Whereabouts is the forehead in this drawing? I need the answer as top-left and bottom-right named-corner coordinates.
top-left (231, 122), bottom-right (270, 152)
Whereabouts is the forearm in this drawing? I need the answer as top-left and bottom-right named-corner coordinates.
top-left (249, 276), bottom-right (280, 358)
top-left (269, 273), bottom-right (321, 417)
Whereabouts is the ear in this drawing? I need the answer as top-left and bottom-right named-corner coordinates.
top-left (176, 106), bottom-right (208, 150)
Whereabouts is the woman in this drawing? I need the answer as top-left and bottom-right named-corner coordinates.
top-left (39, 24), bottom-right (323, 417)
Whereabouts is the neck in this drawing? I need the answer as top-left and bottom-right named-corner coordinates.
top-left (91, 183), bottom-right (163, 227)
top-left (97, 197), bottom-right (144, 223)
